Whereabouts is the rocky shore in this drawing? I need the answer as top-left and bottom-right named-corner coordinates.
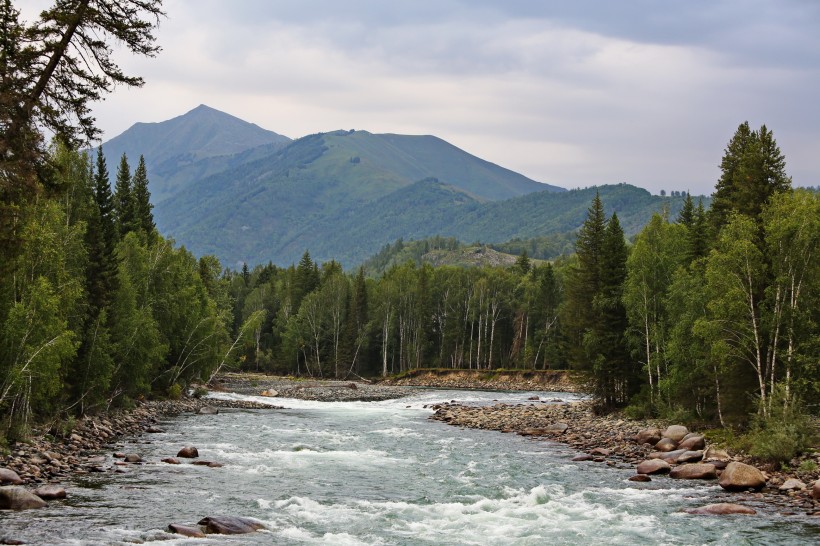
top-left (384, 368), bottom-right (583, 393)
top-left (430, 399), bottom-right (820, 518)
top-left (213, 372), bottom-right (416, 401)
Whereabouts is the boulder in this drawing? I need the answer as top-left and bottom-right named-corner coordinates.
top-left (678, 435), bottom-right (705, 451)
top-left (33, 485), bottom-right (67, 500)
top-left (635, 428), bottom-right (662, 445)
top-left (177, 446), bottom-right (199, 458)
top-left (0, 486), bottom-right (47, 510)
top-left (670, 463), bottom-right (717, 480)
top-left (168, 523), bottom-right (206, 538)
top-left (589, 448), bottom-right (611, 457)
top-left (685, 503), bottom-right (756, 515)
top-left (719, 461), bottom-right (767, 492)
top-left (812, 480), bottom-right (820, 500)
top-left (545, 422), bottom-right (569, 434)
top-left (260, 390), bottom-right (278, 397)
top-left (676, 450), bottom-right (704, 464)
top-left (628, 474), bottom-right (652, 482)
top-left (662, 425), bottom-right (689, 443)
top-left (124, 454), bottom-right (142, 463)
top-left (779, 478), bottom-right (806, 492)
top-left (658, 449), bottom-right (688, 463)
top-left (146, 427), bottom-right (165, 433)
top-left (571, 454), bottom-right (594, 462)
top-left (0, 469), bottom-right (24, 485)
top-left (636, 459), bottom-right (671, 475)
top-left (197, 516), bottom-right (265, 535)
top-left (654, 438), bottom-right (678, 452)
top-left (162, 457), bottom-right (181, 465)
top-left (198, 406), bottom-right (219, 415)
top-left (703, 446), bottom-right (730, 461)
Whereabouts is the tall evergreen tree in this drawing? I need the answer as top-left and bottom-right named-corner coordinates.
top-left (131, 155), bottom-right (154, 241)
top-left (86, 146), bottom-right (117, 313)
top-left (113, 153), bottom-right (135, 237)
top-left (677, 192), bottom-right (695, 228)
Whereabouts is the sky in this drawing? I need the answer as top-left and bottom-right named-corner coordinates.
top-left (18, 0), bottom-right (820, 195)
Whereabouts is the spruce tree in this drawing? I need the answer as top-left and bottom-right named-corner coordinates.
top-left (677, 192), bottom-right (695, 228)
top-left (114, 153), bottom-right (135, 237)
top-left (86, 146), bottom-right (118, 313)
top-left (131, 155), bottom-right (154, 241)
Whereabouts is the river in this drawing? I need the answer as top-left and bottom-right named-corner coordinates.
top-left (1, 388), bottom-right (817, 544)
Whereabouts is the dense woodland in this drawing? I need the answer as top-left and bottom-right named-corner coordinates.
top-left (1, 1), bottom-right (818, 461)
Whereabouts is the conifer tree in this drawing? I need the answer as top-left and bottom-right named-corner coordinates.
top-left (86, 146), bottom-right (117, 313)
top-left (114, 153), bottom-right (135, 237)
top-left (677, 192), bottom-right (695, 228)
top-left (131, 155), bottom-right (154, 241)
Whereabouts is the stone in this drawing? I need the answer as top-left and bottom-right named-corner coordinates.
top-left (571, 454), bottom-right (593, 462)
top-left (658, 449), bottom-right (688, 463)
top-left (719, 461), bottom-right (767, 492)
top-left (590, 448), bottom-right (611, 457)
top-left (678, 435), bottom-right (705, 451)
top-left (0, 486), bottom-right (47, 510)
top-left (0, 469), bottom-right (24, 485)
top-left (198, 406), bottom-right (219, 415)
top-left (260, 390), bottom-right (278, 397)
top-left (628, 474), bottom-right (652, 482)
top-left (779, 478), bottom-right (806, 492)
top-left (685, 503), bottom-right (756, 516)
top-left (145, 427), bottom-right (165, 433)
top-left (0, 538), bottom-right (26, 545)
top-left (177, 446), bottom-right (199, 458)
top-left (168, 523), bottom-right (206, 538)
top-left (813, 480), bottom-right (820, 500)
top-left (670, 463), bottom-right (717, 480)
top-left (545, 422), bottom-right (569, 434)
top-left (654, 438), bottom-right (678, 452)
top-left (636, 459), bottom-right (671, 475)
top-left (162, 457), bottom-right (181, 465)
top-left (635, 428), bottom-right (662, 445)
top-left (123, 454), bottom-right (142, 463)
top-left (33, 485), bottom-right (67, 499)
top-left (662, 425), bottom-right (689, 443)
top-left (197, 516), bottom-right (265, 535)
top-left (703, 446), bottom-right (730, 461)
top-left (676, 450), bottom-right (704, 464)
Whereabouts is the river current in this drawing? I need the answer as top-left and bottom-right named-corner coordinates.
top-left (1, 388), bottom-right (817, 545)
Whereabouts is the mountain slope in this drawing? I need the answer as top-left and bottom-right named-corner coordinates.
top-left (102, 104), bottom-right (291, 200)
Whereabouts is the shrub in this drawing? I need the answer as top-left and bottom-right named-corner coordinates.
top-left (192, 386), bottom-right (208, 399)
top-left (167, 383), bottom-right (183, 400)
top-left (742, 386), bottom-right (816, 464)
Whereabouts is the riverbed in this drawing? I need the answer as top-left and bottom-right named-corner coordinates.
top-left (1, 388), bottom-right (816, 544)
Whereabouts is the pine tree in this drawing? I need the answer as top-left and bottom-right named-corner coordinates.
top-left (86, 146), bottom-right (118, 313)
top-left (113, 153), bottom-right (135, 237)
top-left (677, 192), bottom-right (695, 228)
top-left (131, 155), bottom-right (154, 241)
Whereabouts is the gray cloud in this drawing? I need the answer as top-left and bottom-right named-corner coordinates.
top-left (78, 0), bottom-right (820, 194)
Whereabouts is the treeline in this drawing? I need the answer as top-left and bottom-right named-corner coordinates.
top-left (230, 123), bottom-right (819, 433)
top-left (0, 144), bottom-right (255, 440)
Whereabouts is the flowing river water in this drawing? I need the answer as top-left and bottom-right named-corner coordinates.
top-left (1, 388), bottom-right (817, 545)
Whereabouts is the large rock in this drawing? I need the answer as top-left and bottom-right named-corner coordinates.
top-left (124, 454), bottom-right (142, 463)
top-left (812, 480), bottom-right (820, 500)
top-left (168, 523), bottom-right (206, 538)
top-left (198, 406), bottom-right (219, 415)
top-left (703, 446), bottom-right (730, 461)
top-left (654, 438), bottom-right (678, 452)
top-left (655, 449), bottom-right (688, 463)
top-left (636, 459), bottom-right (671, 475)
top-left (670, 463), bottom-right (717, 480)
top-left (635, 428), bottom-right (662, 445)
top-left (177, 446), bottom-right (199, 458)
top-left (719, 461), bottom-right (767, 492)
top-left (678, 435), bottom-right (705, 451)
top-left (628, 474), bottom-right (652, 482)
top-left (545, 422), bottom-right (569, 434)
top-left (779, 478), bottom-right (806, 492)
top-left (675, 450), bottom-right (704, 464)
top-left (662, 425), bottom-right (689, 443)
top-left (197, 516), bottom-right (265, 535)
top-left (33, 485), bottom-right (67, 500)
top-left (0, 486), bottom-right (48, 510)
top-left (685, 503), bottom-right (756, 515)
top-left (0, 469), bottom-right (23, 485)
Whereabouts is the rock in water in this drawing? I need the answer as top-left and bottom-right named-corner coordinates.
top-left (0, 469), bottom-right (23, 485)
top-left (177, 446), bottom-right (199, 458)
top-left (719, 461), bottom-right (767, 492)
top-left (162, 457), bottom-right (181, 465)
top-left (198, 406), bottom-right (219, 415)
top-left (0, 486), bottom-right (48, 510)
top-left (636, 459), bottom-right (671, 475)
top-left (628, 474), bottom-right (652, 482)
top-left (779, 478), bottom-right (806, 491)
top-left (670, 464), bottom-right (717, 480)
top-left (124, 454), bottom-right (142, 463)
top-left (662, 425), bottom-right (689, 442)
top-left (686, 503), bottom-right (756, 515)
top-left (197, 516), bottom-right (265, 534)
top-left (168, 523), bottom-right (206, 538)
top-left (675, 450), bottom-right (704, 464)
top-left (33, 485), bottom-right (67, 499)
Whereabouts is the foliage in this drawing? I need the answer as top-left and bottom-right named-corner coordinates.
top-left (740, 387), bottom-right (816, 463)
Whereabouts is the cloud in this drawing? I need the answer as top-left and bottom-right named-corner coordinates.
top-left (84, 0), bottom-right (820, 194)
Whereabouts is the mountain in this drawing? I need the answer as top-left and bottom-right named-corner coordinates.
top-left (101, 104), bottom-right (291, 200)
top-left (102, 107), bottom-right (697, 268)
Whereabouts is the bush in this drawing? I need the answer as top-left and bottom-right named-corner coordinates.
top-left (742, 387), bottom-right (816, 464)
top-left (167, 383), bottom-right (183, 400)
top-left (192, 386), bottom-right (208, 399)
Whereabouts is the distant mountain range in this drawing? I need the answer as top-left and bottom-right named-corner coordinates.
top-left (103, 105), bottom-right (697, 267)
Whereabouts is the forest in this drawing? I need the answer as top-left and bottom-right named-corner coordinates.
top-left (1, 1), bottom-right (818, 463)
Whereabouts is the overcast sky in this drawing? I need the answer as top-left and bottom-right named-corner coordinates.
top-left (20, 0), bottom-right (820, 195)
